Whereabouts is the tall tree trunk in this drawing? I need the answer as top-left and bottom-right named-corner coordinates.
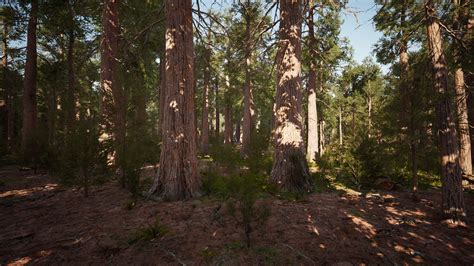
top-left (66, 27), bottom-right (76, 134)
top-left (241, 2), bottom-right (255, 156)
top-left (319, 120), bottom-right (325, 155)
top-left (159, 43), bottom-right (166, 139)
top-left (224, 102), bottom-right (232, 144)
top-left (425, 0), bottom-right (466, 223)
top-left (100, 0), bottom-right (126, 167)
top-left (453, 0), bottom-right (472, 175)
top-left (224, 74), bottom-right (233, 144)
top-left (367, 94), bottom-right (372, 138)
top-left (306, 0), bottom-right (319, 163)
top-left (235, 117), bottom-right (241, 143)
top-left (3, 22), bottom-right (14, 151)
top-left (21, 0), bottom-right (38, 156)
top-left (215, 78), bottom-right (220, 138)
top-left (201, 46), bottom-right (210, 154)
top-left (149, 0), bottom-right (200, 200)
top-left (271, 0), bottom-right (311, 192)
top-left (339, 106), bottom-right (343, 145)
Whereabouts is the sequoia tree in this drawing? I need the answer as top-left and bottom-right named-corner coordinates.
top-left (425, 0), bottom-right (465, 223)
top-left (100, 0), bottom-right (126, 165)
top-left (149, 0), bottom-right (200, 200)
top-left (21, 0), bottom-right (38, 155)
top-left (271, 0), bottom-right (311, 192)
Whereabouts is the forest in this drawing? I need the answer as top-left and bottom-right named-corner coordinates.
top-left (0, 0), bottom-right (473, 264)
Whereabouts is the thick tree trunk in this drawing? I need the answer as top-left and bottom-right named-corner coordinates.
top-left (100, 0), bottom-right (126, 166)
top-left (149, 0), bottom-right (200, 200)
top-left (453, 0), bottom-right (472, 175)
top-left (21, 0), bottom-right (38, 155)
top-left (306, 0), bottom-right (319, 163)
top-left (271, 0), bottom-right (311, 192)
top-left (241, 3), bottom-right (255, 156)
top-left (201, 46), bottom-right (210, 154)
top-left (425, 0), bottom-right (466, 223)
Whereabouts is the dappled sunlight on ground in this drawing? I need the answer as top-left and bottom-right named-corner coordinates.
top-left (0, 167), bottom-right (473, 264)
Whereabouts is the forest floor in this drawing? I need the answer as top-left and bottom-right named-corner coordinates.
top-left (1, 165), bottom-right (473, 265)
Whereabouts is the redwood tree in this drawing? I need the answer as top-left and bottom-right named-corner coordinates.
top-left (149, 0), bottom-right (200, 200)
top-left (306, 0), bottom-right (319, 163)
top-left (425, 0), bottom-right (466, 223)
top-left (100, 0), bottom-right (126, 165)
top-left (21, 0), bottom-right (38, 155)
top-left (271, 0), bottom-right (311, 192)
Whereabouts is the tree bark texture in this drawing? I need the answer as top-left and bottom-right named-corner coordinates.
top-left (271, 0), bottom-right (311, 192)
top-left (425, 0), bottom-right (466, 223)
top-left (241, 2), bottom-right (255, 157)
top-left (453, 0), bottom-right (472, 175)
top-left (100, 0), bottom-right (126, 165)
top-left (306, 0), bottom-right (319, 163)
top-left (149, 0), bottom-right (200, 200)
top-left (201, 45), bottom-right (210, 154)
top-left (21, 0), bottom-right (38, 154)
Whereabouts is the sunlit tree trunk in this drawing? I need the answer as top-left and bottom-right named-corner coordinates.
top-left (241, 1), bottom-right (255, 156)
top-left (453, 0), bottom-right (472, 175)
top-left (21, 0), bottom-right (38, 156)
top-left (100, 0), bottom-right (126, 168)
top-left (201, 46), bottom-right (210, 154)
top-left (271, 0), bottom-right (311, 192)
top-left (224, 74), bottom-right (233, 144)
top-left (149, 0), bottom-right (200, 200)
top-left (215, 78), bottom-right (220, 138)
top-left (339, 106), bottom-right (343, 145)
top-left (425, 0), bottom-right (466, 223)
top-left (306, 0), bottom-right (319, 163)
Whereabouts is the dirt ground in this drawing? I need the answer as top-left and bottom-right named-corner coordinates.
top-left (1, 165), bottom-right (473, 265)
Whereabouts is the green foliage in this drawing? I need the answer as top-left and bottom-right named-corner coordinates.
top-left (225, 174), bottom-right (271, 248)
top-left (127, 217), bottom-right (169, 245)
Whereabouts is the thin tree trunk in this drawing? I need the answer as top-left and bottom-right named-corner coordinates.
top-left (235, 117), bottom-right (241, 143)
top-left (66, 27), bottom-right (76, 134)
top-left (21, 0), bottom-right (38, 155)
top-left (306, 0), bottom-right (319, 163)
top-left (100, 0), bottom-right (126, 167)
top-left (224, 74), bottom-right (233, 144)
top-left (271, 0), bottom-right (311, 192)
top-left (3, 22), bottom-right (14, 151)
top-left (159, 43), bottom-right (166, 139)
top-left (339, 106), bottom-right (343, 145)
top-left (319, 120), bottom-right (325, 155)
top-left (241, 1), bottom-right (255, 156)
top-left (201, 46), bottom-right (210, 154)
top-left (453, 0), bottom-right (472, 175)
top-left (215, 78), bottom-right (220, 138)
top-left (425, 0), bottom-right (466, 223)
top-left (149, 0), bottom-right (200, 200)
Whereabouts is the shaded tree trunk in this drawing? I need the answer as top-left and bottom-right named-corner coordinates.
top-left (100, 0), bottom-right (126, 166)
top-left (235, 117), bottom-right (241, 143)
top-left (241, 1), bottom-right (255, 156)
top-left (201, 45), bottom-right (210, 154)
top-left (159, 42), bottom-right (166, 139)
top-left (224, 102), bottom-right (232, 145)
top-left (66, 27), bottom-right (76, 134)
top-left (21, 0), bottom-right (38, 155)
top-left (339, 106), bottom-right (343, 145)
top-left (306, 0), bottom-right (319, 163)
top-left (149, 0), bottom-right (200, 200)
top-left (453, 0), bottom-right (472, 175)
top-left (215, 78), bottom-right (220, 138)
top-left (425, 0), bottom-right (466, 223)
top-left (271, 0), bottom-right (311, 192)
top-left (3, 22), bottom-right (14, 151)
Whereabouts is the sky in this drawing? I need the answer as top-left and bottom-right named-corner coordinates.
top-left (339, 0), bottom-right (382, 64)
